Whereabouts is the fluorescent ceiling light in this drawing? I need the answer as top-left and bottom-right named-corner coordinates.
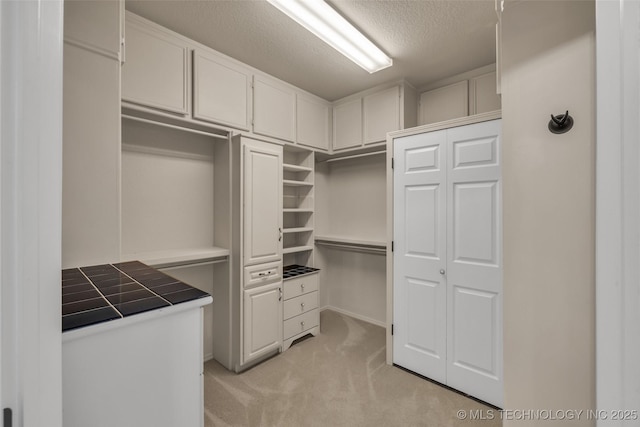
top-left (266, 0), bottom-right (393, 73)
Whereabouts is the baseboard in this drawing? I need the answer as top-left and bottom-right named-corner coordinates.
top-left (320, 305), bottom-right (386, 328)
top-left (204, 352), bottom-right (213, 363)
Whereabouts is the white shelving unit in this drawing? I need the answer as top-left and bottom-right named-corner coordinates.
top-left (282, 147), bottom-right (315, 268)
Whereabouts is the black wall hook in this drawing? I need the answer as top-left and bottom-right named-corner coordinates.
top-left (548, 110), bottom-right (574, 134)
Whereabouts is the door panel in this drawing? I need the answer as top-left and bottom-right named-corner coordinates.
top-left (393, 130), bottom-right (447, 384)
top-left (243, 139), bottom-right (283, 266)
top-left (452, 182), bottom-right (498, 265)
top-left (243, 282), bottom-right (282, 364)
top-left (446, 119), bottom-right (502, 407)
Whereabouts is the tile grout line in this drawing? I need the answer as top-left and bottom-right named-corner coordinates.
top-left (75, 268), bottom-right (124, 319)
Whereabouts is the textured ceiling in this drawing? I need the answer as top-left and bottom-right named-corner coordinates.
top-left (125, 0), bottom-right (498, 101)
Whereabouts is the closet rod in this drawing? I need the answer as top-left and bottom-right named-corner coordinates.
top-left (122, 114), bottom-right (229, 141)
top-left (315, 240), bottom-right (386, 255)
top-left (323, 150), bottom-right (386, 163)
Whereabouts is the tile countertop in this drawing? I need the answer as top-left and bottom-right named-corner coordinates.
top-left (62, 261), bottom-right (211, 332)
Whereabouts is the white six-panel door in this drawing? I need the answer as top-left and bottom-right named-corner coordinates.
top-left (393, 119), bottom-right (503, 407)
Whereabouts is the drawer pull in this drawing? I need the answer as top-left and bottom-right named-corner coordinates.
top-left (301, 283), bottom-right (305, 291)
top-left (258, 270), bottom-right (273, 277)
top-left (301, 321), bottom-right (305, 329)
top-left (301, 302), bottom-right (305, 309)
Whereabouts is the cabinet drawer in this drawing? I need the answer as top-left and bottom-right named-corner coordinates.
top-left (244, 261), bottom-right (282, 289)
top-left (283, 309), bottom-right (319, 340)
top-left (283, 291), bottom-right (318, 320)
top-left (283, 273), bottom-right (318, 300)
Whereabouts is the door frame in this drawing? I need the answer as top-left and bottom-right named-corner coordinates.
top-left (0, 1), bottom-right (64, 426)
top-left (595, 0), bottom-right (640, 421)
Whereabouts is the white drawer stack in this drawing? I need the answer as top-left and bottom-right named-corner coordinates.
top-left (282, 272), bottom-right (320, 351)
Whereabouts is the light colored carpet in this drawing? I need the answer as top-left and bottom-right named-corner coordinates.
top-left (204, 310), bottom-right (501, 427)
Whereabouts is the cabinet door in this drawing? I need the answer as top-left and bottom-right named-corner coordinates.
top-left (296, 94), bottom-right (330, 151)
top-left (193, 50), bottom-right (251, 130)
top-left (363, 85), bottom-right (400, 145)
top-left (243, 282), bottom-right (282, 364)
top-left (332, 98), bottom-right (362, 151)
top-left (243, 138), bottom-right (283, 266)
top-left (418, 81), bottom-right (468, 125)
top-left (122, 13), bottom-right (189, 115)
top-left (469, 71), bottom-right (501, 115)
top-left (253, 75), bottom-right (296, 142)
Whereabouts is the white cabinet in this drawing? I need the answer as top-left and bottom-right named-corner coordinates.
top-left (193, 49), bottom-right (251, 130)
top-left (243, 138), bottom-right (283, 266)
top-left (332, 98), bottom-right (362, 151)
top-left (243, 282), bottom-right (283, 363)
top-left (418, 81), bottom-right (469, 125)
top-left (296, 94), bottom-right (330, 151)
top-left (282, 273), bottom-right (319, 350)
top-left (253, 75), bottom-right (296, 142)
top-left (363, 85), bottom-right (400, 144)
top-left (122, 12), bottom-right (190, 115)
top-left (333, 83), bottom-right (417, 152)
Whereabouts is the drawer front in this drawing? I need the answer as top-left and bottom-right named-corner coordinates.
top-left (283, 309), bottom-right (319, 340)
top-left (283, 273), bottom-right (318, 300)
top-left (283, 291), bottom-right (318, 320)
top-left (244, 261), bottom-right (282, 289)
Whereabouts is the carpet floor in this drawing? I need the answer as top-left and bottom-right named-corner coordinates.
top-left (203, 310), bottom-right (501, 427)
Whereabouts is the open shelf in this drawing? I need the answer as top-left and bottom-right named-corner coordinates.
top-left (283, 227), bottom-right (313, 234)
top-left (283, 208), bottom-right (313, 213)
top-left (282, 245), bottom-right (314, 255)
top-left (283, 163), bottom-right (312, 173)
top-left (120, 246), bottom-right (230, 269)
top-left (283, 179), bottom-right (314, 187)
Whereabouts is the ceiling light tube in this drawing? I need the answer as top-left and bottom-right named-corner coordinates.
top-left (267, 0), bottom-right (393, 73)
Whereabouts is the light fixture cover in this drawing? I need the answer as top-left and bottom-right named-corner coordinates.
top-left (267, 0), bottom-right (393, 73)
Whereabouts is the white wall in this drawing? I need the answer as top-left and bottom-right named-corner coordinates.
top-left (501, 1), bottom-right (595, 421)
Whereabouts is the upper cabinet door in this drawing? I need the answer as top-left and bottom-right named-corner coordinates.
top-left (243, 138), bottom-right (283, 266)
top-left (193, 50), bottom-right (251, 130)
top-left (419, 81), bottom-right (469, 126)
top-left (296, 94), bottom-right (330, 152)
top-left (253, 75), bottom-right (296, 142)
top-left (363, 85), bottom-right (400, 145)
top-left (122, 13), bottom-right (190, 115)
top-left (333, 98), bottom-right (362, 151)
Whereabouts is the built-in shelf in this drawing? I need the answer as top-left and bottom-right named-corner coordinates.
top-left (282, 245), bottom-right (314, 255)
top-left (283, 208), bottom-right (313, 213)
top-left (283, 227), bottom-right (313, 234)
top-left (283, 163), bottom-right (312, 173)
top-left (283, 179), bottom-right (313, 187)
top-left (120, 246), bottom-right (229, 269)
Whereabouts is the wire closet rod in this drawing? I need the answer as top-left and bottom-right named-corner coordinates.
top-left (322, 150), bottom-right (386, 163)
top-left (122, 114), bottom-right (229, 141)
